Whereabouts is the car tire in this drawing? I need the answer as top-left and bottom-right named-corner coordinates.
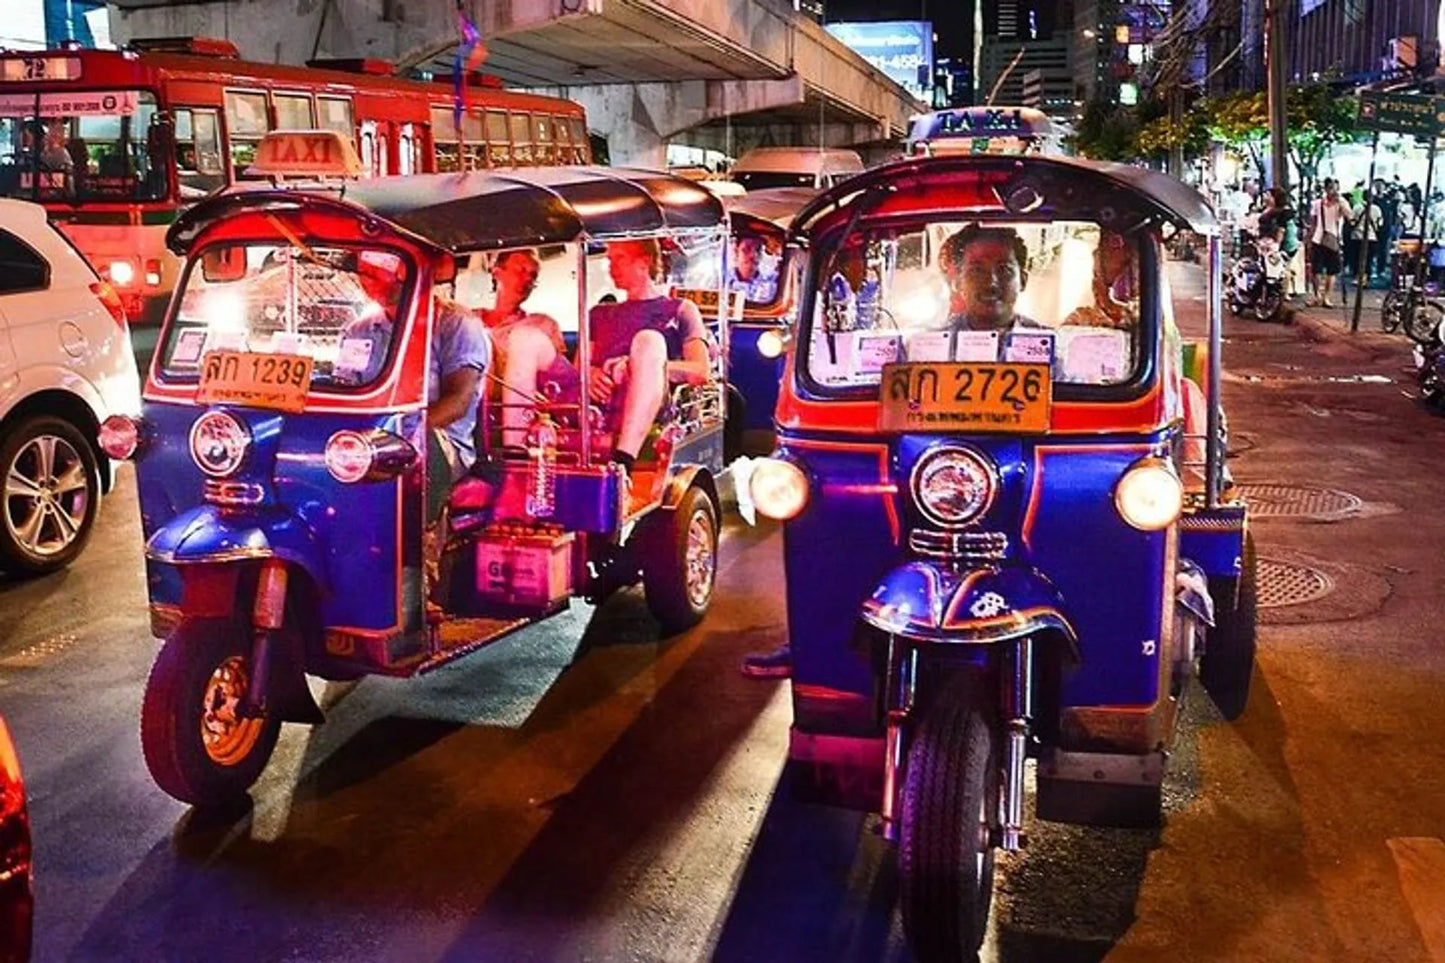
top-left (639, 485), bottom-right (718, 634)
top-left (0, 415), bottom-right (101, 576)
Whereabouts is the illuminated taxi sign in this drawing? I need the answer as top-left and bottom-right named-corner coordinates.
top-left (937, 108), bottom-right (1028, 136)
top-left (1, 56), bottom-right (82, 82)
top-left (245, 129), bottom-right (364, 178)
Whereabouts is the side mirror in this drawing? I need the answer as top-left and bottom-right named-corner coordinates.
top-left (200, 245), bottom-right (247, 283)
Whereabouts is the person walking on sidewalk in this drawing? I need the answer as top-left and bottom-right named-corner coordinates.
top-left (1309, 178), bottom-right (1352, 308)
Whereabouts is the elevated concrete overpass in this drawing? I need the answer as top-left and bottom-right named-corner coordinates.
top-left (108, 0), bottom-right (927, 166)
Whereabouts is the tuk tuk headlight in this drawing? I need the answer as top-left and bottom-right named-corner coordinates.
top-left (189, 411), bottom-right (250, 477)
top-left (757, 328), bottom-right (790, 359)
top-left (749, 457), bottom-right (810, 520)
top-left (1114, 458), bottom-right (1183, 531)
top-left (911, 446), bottom-right (997, 529)
top-left (325, 429), bottom-right (417, 484)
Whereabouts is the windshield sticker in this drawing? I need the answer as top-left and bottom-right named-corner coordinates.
top-left (1002, 331), bottom-right (1055, 366)
top-left (855, 332), bottom-right (903, 374)
top-left (171, 329), bottom-right (207, 366)
top-left (207, 330), bottom-right (249, 354)
top-left (336, 337), bottom-right (375, 374)
top-left (953, 330), bottom-right (1000, 363)
top-left (906, 330), bottom-right (953, 362)
top-left (269, 331), bottom-right (310, 356)
top-left (1058, 328), bottom-right (1131, 383)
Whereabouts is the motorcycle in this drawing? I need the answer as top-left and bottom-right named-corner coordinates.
top-left (1412, 312), bottom-right (1445, 409)
top-left (1228, 234), bottom-right (1287, 322)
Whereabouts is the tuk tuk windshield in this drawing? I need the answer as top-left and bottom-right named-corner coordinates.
top-left (158, 242), bottom-right (413, 390)
top-left (803, 219), bottom-right (1144, 392)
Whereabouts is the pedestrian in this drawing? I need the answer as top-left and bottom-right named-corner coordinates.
top-left (1308, 178), bottom-right (1351, 307)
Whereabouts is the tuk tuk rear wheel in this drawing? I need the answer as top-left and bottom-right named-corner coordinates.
top-left (899, 670), bottom-right (1000, 963)
top-left (141, 616), bottom-right (282, 807)
top-left (639, 485), bottom-right (718, 634)
top-left (1202, 535), bottom-right (1257, 721)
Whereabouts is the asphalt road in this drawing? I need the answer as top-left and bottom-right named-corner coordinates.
top-left (2, 261), bottom-right (1444, 962)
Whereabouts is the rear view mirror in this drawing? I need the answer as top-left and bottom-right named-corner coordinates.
top-left (200, 245), bottom-right (246, 283)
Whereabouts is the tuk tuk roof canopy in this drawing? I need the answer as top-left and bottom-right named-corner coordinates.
top-left (790, 155), bottom-right (1220, 239)
top-left (168, 166), bottom-right (728, 257)
top-left (726, 187), bottom-right (822, 232)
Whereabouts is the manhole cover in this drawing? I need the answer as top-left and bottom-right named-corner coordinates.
top-left (1257, 558), bottom-right (1335, 608)
top-left (1235, 483), bottom-right (1362, 520)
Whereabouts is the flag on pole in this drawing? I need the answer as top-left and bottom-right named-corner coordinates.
top-left (453, 1), bottom-right (490, 141)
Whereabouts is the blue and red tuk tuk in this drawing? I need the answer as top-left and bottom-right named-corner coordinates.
top-left (745, 154), bottom-right (1255, 959)
top-left (101, 162), bottom-right (733, 807)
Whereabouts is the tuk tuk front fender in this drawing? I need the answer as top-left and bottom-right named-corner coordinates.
top-left (861, 560), bottom-right (1078, 654)
top-left (144, 504), bottom-right (325, 588)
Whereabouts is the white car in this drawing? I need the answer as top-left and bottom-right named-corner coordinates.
top-left (0, 198), bottom-right (141, 575)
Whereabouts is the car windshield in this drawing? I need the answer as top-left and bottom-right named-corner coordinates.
top-left (159, 243), bottom-right (413, 390)
top-left (0, 91), bottom-right (168, 203)
top-left (801, 219), bottom-right (1145, 392)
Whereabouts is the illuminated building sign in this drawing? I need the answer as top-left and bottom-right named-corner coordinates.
top-left (825, 20), bottom-right (934, 99)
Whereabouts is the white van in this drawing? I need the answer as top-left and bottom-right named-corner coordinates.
top-left (729, 147), bottom-right (865, 192)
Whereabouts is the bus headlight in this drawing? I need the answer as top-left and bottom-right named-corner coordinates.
top-left (911, 445), bottom-right (997, 528)
top-left (1114, 458), bottom-right (1183, 531)
top-left (749, 457), bottom-right (810, 520)
top-left (107, 259), bottom-right (136, 287)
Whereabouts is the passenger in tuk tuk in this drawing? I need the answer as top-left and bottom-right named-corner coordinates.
top-left (731, 234), bottom-right (780, 303)
top-left (1065, 227), bottom-right (1140, 328)
top-left (495, 238), bottom-right (713, 479)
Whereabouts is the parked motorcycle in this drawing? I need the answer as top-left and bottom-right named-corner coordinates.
top-left (1228, 236), bottom-right (1287, 322)
top-left (1412, 313), bottom-right (1445, 409)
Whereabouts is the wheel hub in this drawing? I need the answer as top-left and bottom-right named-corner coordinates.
top-left (201, 656), bottom-right (265, 766)
top-left (684, 511), bottom-right (716, 608)
top-left (4, 434), bottom-right (89, 558)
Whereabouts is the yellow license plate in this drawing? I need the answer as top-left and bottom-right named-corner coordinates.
top-left (196, 351), bottom-right (313, 413)
top-left (879, 362), bottom-right (1051, 433)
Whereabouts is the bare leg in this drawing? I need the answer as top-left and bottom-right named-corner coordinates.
top-left (613, 329), bottom-right (667, 459)
top-left (495, 325), bottom-right (559, 447)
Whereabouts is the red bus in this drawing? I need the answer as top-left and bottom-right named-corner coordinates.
top-left (0, 37), bottom-right (592, 324)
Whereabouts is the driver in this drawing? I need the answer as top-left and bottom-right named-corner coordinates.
top-left (731, 235), bottom-right (779, 302)
top-left (939, 224), bottom-right (1043, 333)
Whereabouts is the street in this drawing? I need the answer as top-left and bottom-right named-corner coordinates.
top-left (2, 260), bottom-right (1444, 962)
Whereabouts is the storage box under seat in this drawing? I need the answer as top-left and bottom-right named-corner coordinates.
top-left (463, 525), bottom-right (576, 615)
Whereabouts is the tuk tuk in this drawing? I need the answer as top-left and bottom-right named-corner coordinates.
top-left (724, 187), bottom-right (818, 455)
top-left (745, 155), bottom-right (1255, 960)
top-left (100, 160), bottom-right (732, 807)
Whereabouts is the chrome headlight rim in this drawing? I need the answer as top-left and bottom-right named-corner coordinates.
top-left (908, 444), bottom-right (999, 530)
top-left (1113, 456), bottom-right (1184, 531)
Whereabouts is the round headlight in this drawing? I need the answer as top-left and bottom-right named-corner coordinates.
top-left (757, 328), bottom-right (788, 359)
top-left (98, 414), bottom-right (141, 460)
top-left (749, 457), bottom-right (810, 521)
top-left (189, 411), bottom-right (251, 477)
top-left (1114, 459), bottom-right (1183, 531)
top-left (107, 259), bottom-right (136, 287)
top-left (910, 446), bottom-right (997, 529)
top-left (325, 431), bottom-right (374, 483)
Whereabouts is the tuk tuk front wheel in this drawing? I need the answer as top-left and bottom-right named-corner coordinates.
top-left (899, 670), bottom-right (1000, 963)
top-left (1202, 535), bottom-right (1258, 721)
top-left (639, 485), bottom-right (718, 634)
top-left (141, 616), bottom-right (282, 807)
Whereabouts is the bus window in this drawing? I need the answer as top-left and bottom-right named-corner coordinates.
top-left (398, 123), bottom-right (416, 175)
top-left (430, 106), bottom-right (461, 173)
top-left (376, 130), bottom-right (390, 176)
top-left (174, 107), bottom-right (226, 198)
top-left (509, 112), bottom-right (533, 165)
top-left (317, 96), bottom-right (352, 135)
top-left (461, 111), bottom-right (484, 170)
top-left (273, 92), bottom-right (314, 130)
top-left (224, 90), bottom-right (271, 176)
top-left (568, 117), bottom-right (588, 163)
top-left (486, 110), bottom-right (510, 167)
top-left (358, 120), bottom-right (376, 175)
top-left (554, 115), bottom-right (571, 159)
top-left (0, 91), bottom-right (167, 203)
top-left (533, 114), bottom-right (554, 164)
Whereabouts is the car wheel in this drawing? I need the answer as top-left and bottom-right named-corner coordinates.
top-left (0, 415), bottom-right (101, 576)
top-left (639, 485), bottom-right (718, 634)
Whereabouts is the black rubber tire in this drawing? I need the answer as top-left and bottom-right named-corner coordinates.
top-left (141, 616), bottom-right (282, 807)
top-left (899, 670), bottom-right (1000, 963)
top-left (639, 485), bottom-right (718, 634)
top-left (1203, 535), bottom-right (1258, 721)
top-left (1405, 299), bottom-right (1443, 343)
top-left (0, 415), bottom-right (101, 576)
top-left (1253, 288), bottom-right (1283, 323)
top-left (1381, 290), bottom-right (1404, 333)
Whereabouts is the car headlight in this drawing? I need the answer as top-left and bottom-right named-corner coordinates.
top-left (189, 411), bottom-right (251, 477)
top-left (910, 446), bottom-right (997, 529)
top-left (749, 457), bottom-right (810, 520)
top-left (1114, 458), bottom-right (1183, 531)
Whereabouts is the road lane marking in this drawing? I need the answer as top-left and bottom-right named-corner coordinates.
top-left (1388, 837), bottom-right (1445, 961)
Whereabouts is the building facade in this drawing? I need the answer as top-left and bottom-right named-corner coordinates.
top-left (980, 36), bottom-right (1072, 112)
top-left (1241, 0), bottom-right (1442, 87)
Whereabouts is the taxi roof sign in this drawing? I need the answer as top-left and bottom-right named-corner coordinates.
top-left (245, 129), bottom-right (364, 179)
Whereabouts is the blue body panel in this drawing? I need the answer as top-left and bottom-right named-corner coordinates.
top-left (1179, 504), bottom-right (1247, 581)
top-left (781, 427), bottom-right (1176, 734)
top-left (729, 324), bottom-right (787, 432)
top-left (135, 401), bottom-right (424, 634)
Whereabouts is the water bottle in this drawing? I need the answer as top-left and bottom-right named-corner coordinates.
top-left (526, 414), bottom-right (558, 519)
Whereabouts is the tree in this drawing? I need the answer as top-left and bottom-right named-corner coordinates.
top-left (1069, 98), bottom-right (1140, 162)
top-left (1198, 90), bottom-right (1270, 183)
top-left (1285, 82), bottom-right (1358, 200)
top-left (1135, 97), bottom-right (1210, 164)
